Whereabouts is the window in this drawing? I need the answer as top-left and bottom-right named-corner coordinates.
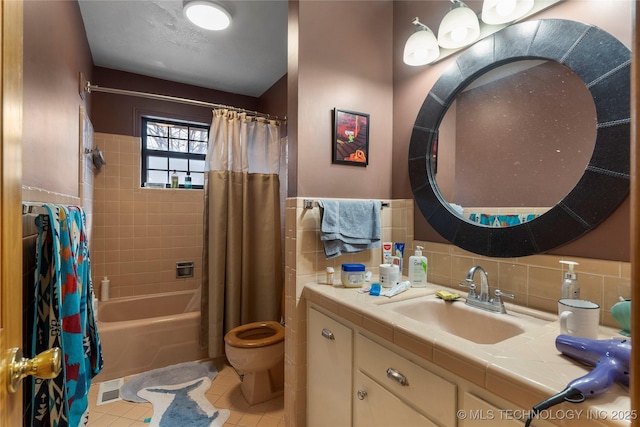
top-left (141, 118), bottom-right (209, 188)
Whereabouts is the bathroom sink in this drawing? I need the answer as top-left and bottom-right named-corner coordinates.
top-left (380, 295), bottom-right (550, 345)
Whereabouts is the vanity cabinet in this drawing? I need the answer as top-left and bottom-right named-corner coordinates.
top-left (307, 303), bottom-right (554, 427)
top-left (307, 306), bottom-right (353, 427)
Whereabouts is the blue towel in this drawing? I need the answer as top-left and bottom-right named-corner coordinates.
top-left (318, 200), bottom-right (381, 259)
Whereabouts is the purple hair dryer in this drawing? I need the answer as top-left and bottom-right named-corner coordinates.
top-left (525, 334), bottom-right (631, 427)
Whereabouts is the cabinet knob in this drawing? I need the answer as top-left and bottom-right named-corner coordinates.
top-left (386, 368), bottom-right (409, 386)
top-left (356, 389), bottom-right (368, 400)
top-left (321, 328), bottom-right (335, 340)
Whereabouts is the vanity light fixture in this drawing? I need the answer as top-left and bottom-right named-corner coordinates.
top-left (480, 0), bottom-right (534, 25)
top-left (183, 0), bottom-right (231, 31)
top-left (437, 0), bottom-right (480, 49)
top-left (403, 17), bottom-right (440, 66)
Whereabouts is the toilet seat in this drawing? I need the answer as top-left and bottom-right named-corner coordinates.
top-left (224, 321), bottom-right (284, 348)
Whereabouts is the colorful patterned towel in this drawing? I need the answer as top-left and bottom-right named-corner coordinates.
top-left (469, 213), bottom-right (538, 227)
top-left (31, 204), bottom-right (103, 427)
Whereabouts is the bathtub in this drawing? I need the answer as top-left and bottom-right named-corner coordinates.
top-left (94, 290), bottom-right (207, 382)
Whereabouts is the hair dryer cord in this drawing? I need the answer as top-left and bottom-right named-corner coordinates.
top-left (524, 387), bottom-right (585, 427)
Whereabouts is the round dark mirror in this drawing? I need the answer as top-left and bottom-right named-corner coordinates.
top-left (409, 19), bottom-right (630, 257)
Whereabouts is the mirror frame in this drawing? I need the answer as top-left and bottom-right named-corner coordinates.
top-left (409, 19), bottom-right (630, 258)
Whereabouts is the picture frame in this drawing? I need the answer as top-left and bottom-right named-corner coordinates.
top-left (332, 108), bottom-right (369, 166)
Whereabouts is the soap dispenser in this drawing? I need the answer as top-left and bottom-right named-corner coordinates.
top-left (560, 260), bottom-right (579, 299)
top-left (408, 246), bottom-right (428, 287)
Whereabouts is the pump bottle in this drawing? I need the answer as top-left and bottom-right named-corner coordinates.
top-left (408, 246), bottom-right (428, 287)
top-left (560, 260), bottom-right (580, 299)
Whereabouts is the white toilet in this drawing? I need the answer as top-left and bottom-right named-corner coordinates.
top-left (224, 320), bottom-right (285, 405)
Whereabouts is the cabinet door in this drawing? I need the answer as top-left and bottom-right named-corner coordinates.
top-left (461, 392), bottom-right (524, 427)
top-left (354, 370), bottom-right (438, 427)
top-left (307, 307), bottom-right (354, 427)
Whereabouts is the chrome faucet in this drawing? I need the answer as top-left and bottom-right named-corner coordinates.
top-left (466, 265), bottom-right (490, 302)
top-left (460, 265), bottom-right (514, 313)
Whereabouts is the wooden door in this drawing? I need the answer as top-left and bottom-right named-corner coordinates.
top-left (0, 0), bottom-right (24, 426)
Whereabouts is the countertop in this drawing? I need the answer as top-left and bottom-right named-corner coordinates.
top-left (303, 282), bottom-right (632, 427)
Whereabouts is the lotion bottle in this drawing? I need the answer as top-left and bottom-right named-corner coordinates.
top-left (408, 246), bottom-right (428, 287)
top-left (101, 276), bottom-right (110, 301)
top-left (560, 260), bottom-right (580, 299)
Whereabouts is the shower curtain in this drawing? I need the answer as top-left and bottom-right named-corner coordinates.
top-left (202, 109), bottom-right (283, 357)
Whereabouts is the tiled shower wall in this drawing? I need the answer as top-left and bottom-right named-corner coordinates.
top-left (91, 133), bottom-right (203, 299)
top-left (283, 197), bottom-right (631, 426)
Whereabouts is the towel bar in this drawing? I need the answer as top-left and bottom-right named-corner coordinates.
top-left (303, 199), bottom-right (389, 210)
top-left (22, 203), bottom-right (49, 215)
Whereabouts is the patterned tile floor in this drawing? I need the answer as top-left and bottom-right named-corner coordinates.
top-left (86, 360), bottom-right (285, 427)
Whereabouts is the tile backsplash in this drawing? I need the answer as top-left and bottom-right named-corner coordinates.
top-left (287, 197), bottom-right (630, 324)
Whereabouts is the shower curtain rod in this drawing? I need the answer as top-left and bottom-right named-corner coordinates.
top-left (84, 81), bottom-right (286, 122)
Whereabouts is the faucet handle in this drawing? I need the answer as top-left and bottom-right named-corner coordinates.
top-left (492, 290), bottom-right (514, 314)
top-left (460, 281), bottom-right (478, 299)
top-left (494, 289), bottom-right (514, 300)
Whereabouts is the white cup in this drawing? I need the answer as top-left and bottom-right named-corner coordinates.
top-left (558, 299), bottom-right (600, 339)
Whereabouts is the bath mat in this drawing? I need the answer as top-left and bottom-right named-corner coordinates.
top-left (120, 360), bottom-right (230, 427)
top-left (139, 377), bottom-right (228, 427)
top-left (120, 360), bottom-right (217, 403)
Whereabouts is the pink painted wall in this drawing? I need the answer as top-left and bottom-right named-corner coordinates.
top-left (23, 0), bottom-right (94, 197)
top-left (290, 0), bottom-right (394, 198)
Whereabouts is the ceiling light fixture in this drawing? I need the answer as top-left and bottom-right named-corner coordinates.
top-left (481, 0), bottom-right (534, 25)
top-left (403, 17), bottom-right (440, 66)
top-left (183, 0), bottom-right (231, 31)
top-left (438, 0), bottom-right (480, 49)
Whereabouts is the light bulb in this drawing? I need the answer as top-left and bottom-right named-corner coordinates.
top-left (184, 1), bottom-right (231, 31)
top-left (403, 27), bottom-right (440, 66)
top-left (437, 3), bottom-right (480, 49)
top-left (451, 27), bottom-right (469, 43)
top-left (496, 0), bottom-right (516, 17)
top-left (481, 0), bottom-right (534, 25)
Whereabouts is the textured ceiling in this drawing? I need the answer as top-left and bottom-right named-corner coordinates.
top-left (78, 0), bottom-right (288, 97)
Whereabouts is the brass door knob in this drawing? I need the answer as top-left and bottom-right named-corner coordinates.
top-left (7, 347), bottom-right (62, 393)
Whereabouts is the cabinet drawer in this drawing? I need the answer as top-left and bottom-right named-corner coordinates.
top-left (307, 307), bottom-right (353, 427)
top-left (354, 370), bottom-right (438, 427)
top-left (461, 393), bottom-right (524, 427)
top-left (355, 333), bottom-right (457, 427)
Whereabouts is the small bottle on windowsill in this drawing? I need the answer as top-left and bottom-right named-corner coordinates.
top-left (184, 172), bottom-right (192, 189)
top-left (171, 170), bottom-right (179, 188)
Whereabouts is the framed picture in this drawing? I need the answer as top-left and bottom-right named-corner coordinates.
top-left (332, 108), bottom-right (369, 166)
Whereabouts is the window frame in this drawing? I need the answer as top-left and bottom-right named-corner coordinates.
top-left (141, 117), bottom-right (209, 189)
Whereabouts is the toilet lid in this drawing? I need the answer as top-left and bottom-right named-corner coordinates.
top-left (224, 320), bottom-right (284, 348)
